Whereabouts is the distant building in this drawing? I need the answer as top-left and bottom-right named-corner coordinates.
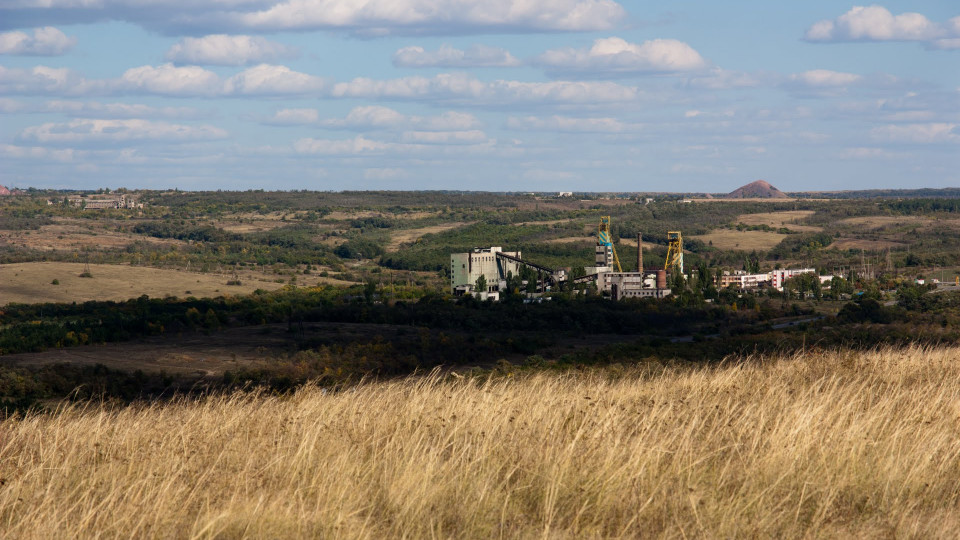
top-left (557, 191), bottom-right (573, 197)
top-left (450, 247), bottom-right (523, 294)
top-left (721, 268), bottom-right (817, 291)
top-left (67, 194), bottom-right (143, 210)
top-left (720, 271), bottom-right (771, 290)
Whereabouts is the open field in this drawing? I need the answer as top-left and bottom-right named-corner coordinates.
top-left (693, 229), bottom-right (787, 251)
top-left (3, 346), bottom-right (960, 537)
top-left (0, 218), bottom-right (183, 251)
top-left (837, 216), bottom-right (931, 230)
top-left (737, 210), bottom-right (821, 232)
top-left (831, 238), bottom-right (908, 251)
top-left (386, 222), bottom-right (475, 251)
top-left (0, 262), bottom-right (287, 305)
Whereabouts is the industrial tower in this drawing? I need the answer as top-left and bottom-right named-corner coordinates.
top-left (665, 231), bottom-right (684, 275)
top-left (596, 216), bottom-right (622, 272)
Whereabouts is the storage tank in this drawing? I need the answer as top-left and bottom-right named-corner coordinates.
top-left (656, 270), bottom-right (667, 289)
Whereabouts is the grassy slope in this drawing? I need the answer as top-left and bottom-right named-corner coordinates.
top-left (2, 346), bottom-right (960, 538)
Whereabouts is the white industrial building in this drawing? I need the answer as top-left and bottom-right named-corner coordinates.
top-left (450, 247), bottom-right (523, 295)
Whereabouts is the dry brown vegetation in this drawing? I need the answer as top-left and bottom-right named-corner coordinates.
top-left (0, 262), bottom-right (286, 304)
top-left (386, 222), bottom-right (476, 251)
top-left (3, 346), bottom-right (960, 538)
top-left (693, 229), bottom-right (787, 251)
top-left (737, 210), bottom-right (822, 232)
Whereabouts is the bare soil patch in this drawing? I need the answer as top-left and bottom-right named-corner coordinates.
top-left (737, 210), bottom-right (821, 232)
top-left (693, 230), bottom-right (787, 251)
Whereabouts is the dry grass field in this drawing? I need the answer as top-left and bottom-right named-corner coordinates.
top-left (693, 229), bottom-right (787, 251)
top-left (0, 262), bottom-right (286, 305)
top-left (386, 222), bottom-right (475, 251)
top-left (737, 210), bottom-right (822, 232)
top-left (3, 346), bottom-right (960, 538)
top-left (831, 238), bottom-right (908, 251)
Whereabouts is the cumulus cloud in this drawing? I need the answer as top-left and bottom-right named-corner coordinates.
top-left (43, 100), bottom-right (204, 119)
top-left (392, 44), bottom-right (520, 68)
top-left (1, 0), bottom-right (625, 35)
top-left (293, 136), bottom-right (395, 155)
top-left (320, 106), bottom-right (481, 131)
top-left (681, 68), bottom-right (763, 90)
top-left (119, 63), bottom-right (222, 96)
top-left (506, 115), bottom-right (639, 133)
top-left (0, 64), bottom-right (101, 95)
top-left (165, 34), bottom-right (297, 66)
top-left (264, 108), bottom-right (321, 125)
top-left (224, 0), bottom-right (626, 35)
top-left (535, 37), bottom-right (707, 77)
top-left (223, 64), bottom-right (325, 95)
top-left (331, 72), bottom-right (637, 105)
top-left (789, 69), bottom-right (862, 88)
top-left (871, 123), bottom-right (959, 144)
top-left (0, 27), bottom-right (75, 55)
top-left (805, 6), bottom-right (960, 49)
top-left (399, 129), bottom-right (488, 144)
top-left (17, 119), bottom-right (228, 145)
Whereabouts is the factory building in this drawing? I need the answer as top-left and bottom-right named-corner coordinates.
top-left (450, 247), bottom-right (523, 295)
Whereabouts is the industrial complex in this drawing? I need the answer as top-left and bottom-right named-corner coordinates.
top-left (450, 215), bottom-right (832, 301)
top-left (450, 216), bottom-right (674, 300)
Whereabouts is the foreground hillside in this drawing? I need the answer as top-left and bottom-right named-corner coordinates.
top-left (2, 347), bottom-right (960, 538)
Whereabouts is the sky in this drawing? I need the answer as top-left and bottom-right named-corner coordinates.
top-left (0, 1), bottom-right (957, 193)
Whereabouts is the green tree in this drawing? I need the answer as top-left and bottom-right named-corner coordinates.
top-left (475, 274), bottom-right (487, 293)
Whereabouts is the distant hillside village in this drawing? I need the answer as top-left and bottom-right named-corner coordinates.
top-left (47, 193), bottom-right (144, 210)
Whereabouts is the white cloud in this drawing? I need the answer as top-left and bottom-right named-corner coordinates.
top-left (165, 34), bottom-right (297, 66)
top-left (682, 68), bottom-right (763, 90)
top-left (399, 130), bottom-right (488, 144)
top-left (805, 6), bottom-right (958, 48)
top-left (265, 108), bottom-right (321, 125)
top-left (0, 27), bottom-right (75, 55)
top-left (506, 115), bottom-right (639, 133)
top-left (227, 0), bottom-right (626, 34)
top-left (294, 136), bottom-right (394, 155)
top-left (321, 106), bottom-right (481, 131)
top-left (871, 123), bottom-right (959, 144)
top-left (0, 97), bottom-right (24, 112)
top-left (789, 69), bottom-right (862, 88)
top-left (18, 119), bottom-right (228, 145)
top-left (119, 63), bottom-right (221, 96)
top-left (393, 44), bottom-right (520, 68)
top-left (0, 143), bottom-right (80, 162)
top-left (223, 64), bottom-right (325, 95)
top-left (364, 168), bottom-right (408, 180)
top-left (331, 72), bottom-right (638, 105)
top-left (0, 65), bottom-right (100, 95)
top-left (839, 147), bottom-right (907, 159)
top-left (43, 100), bottom-right (204, 119)
top-left (535, 37), bottom-right (707, 77)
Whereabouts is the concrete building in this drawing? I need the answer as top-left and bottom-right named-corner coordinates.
top-left (450, 247), bottom-right (523, 294)
top-left (602, 272), bottom-right (671, 300)
top-left (770, 268), bottom-right (816, 291)
top-left (720, 271), bottom-right (771, 290)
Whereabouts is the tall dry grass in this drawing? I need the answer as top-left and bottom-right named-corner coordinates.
top-left (2, 346), bottom-right (960, 538)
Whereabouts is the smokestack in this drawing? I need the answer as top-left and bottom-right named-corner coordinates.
top-left (637, 233), bottom-right (643, 272)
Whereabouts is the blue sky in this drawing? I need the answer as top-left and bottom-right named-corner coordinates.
top-left (0, 1), bottom-right (957, 192)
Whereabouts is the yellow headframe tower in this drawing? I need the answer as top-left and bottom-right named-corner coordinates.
top-left (597, 216), bottom-right (622, 272)
top-left (664, 231), bottom-right (683, 275)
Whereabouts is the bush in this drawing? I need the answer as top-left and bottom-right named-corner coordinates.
top-left (51, 279), bottom-right (59, 285)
